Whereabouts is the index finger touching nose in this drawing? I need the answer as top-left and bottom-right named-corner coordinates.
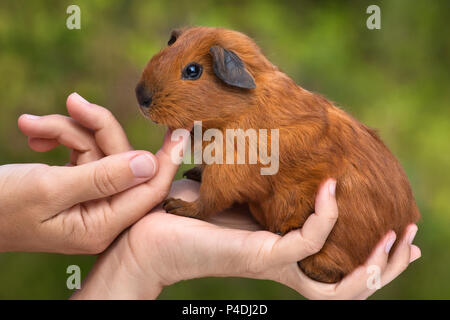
top-left (149, 129), bottom-right (191, 191)
top-left (107, 129), bottom-right (190, 224)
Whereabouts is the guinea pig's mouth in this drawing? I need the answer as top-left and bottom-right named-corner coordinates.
top-left (139, 104), bottom-right (193, 133)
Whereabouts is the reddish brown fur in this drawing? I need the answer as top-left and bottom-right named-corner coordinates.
top-left (137, 27), bottom-right (420, 283)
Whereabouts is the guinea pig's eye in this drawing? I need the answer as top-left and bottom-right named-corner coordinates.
top-left (168, 34), bottom-right (176, 46)
top-left (182, 63), bottom-right (203, 80)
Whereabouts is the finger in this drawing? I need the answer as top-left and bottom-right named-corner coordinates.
top-left (381, 224), bottom-right (418, 287)
top-left (45, 151), bottom-right (157, 207)
top-left (107, 129), bottom-right (190, 228)
top-left (149, 129), bottom-right (191, 192)
top-left (410, 244), bottom-right (421, 263)
top-left (18, 114), bottom-right (104, 163)
top-left (69, 149), bottom-right (79, 165)
top-left (66, 93), bottom-right (132, 155)
top-left (270, 179), bottom-right (338, 264)
top-left (28, 137), bottom-right (60, 152)
top-left (335, 230), bottom-right (396, 299)
top-left (28, 138), bottom-right (100, 166)
top-left (18, 114), bottom-right (97, 151)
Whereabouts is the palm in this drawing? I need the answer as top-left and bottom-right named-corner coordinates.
top-left (47, 199), bottom-right (112, 233)
top-left (125, 178), bottom-right (293, 286)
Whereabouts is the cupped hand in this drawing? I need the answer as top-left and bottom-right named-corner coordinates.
top-left (0, 93), bottom-right (185, 254)
top-left (74, 178), bottom-right (421, 300)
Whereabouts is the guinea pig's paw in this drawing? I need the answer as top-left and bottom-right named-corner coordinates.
top-left (162, 197), bottom-right (198, 218)
top-left (182, 167), bottom-right (203, 182)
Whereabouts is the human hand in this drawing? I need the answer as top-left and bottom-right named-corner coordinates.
top-left (73, 177), bottom-right (421, 299)
top-left (0, 93), bottom-right (185, 254)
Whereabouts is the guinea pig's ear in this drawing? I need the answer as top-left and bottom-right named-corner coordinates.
top-left (209, 46), bottom-right (256, 89)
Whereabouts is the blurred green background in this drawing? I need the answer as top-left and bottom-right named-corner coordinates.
top-left (0, 0), bottom-right (449, 299)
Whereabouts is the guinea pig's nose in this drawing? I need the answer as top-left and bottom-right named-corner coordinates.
top-left (135, 82), bottom-right (153, 108)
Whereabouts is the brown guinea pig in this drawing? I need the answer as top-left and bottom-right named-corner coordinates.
top-left (135, 26), bottom-right (420, 283)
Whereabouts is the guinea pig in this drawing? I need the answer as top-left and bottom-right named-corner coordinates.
top-left (135, 26), bottom-right (420, 283)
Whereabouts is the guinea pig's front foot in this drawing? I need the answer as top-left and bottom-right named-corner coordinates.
top-left (269, 224), bottom-right (295, 236)
top-left (162, 197), bottom-right (201, 218)
top-left (182, 166), bottom-right (203, 182)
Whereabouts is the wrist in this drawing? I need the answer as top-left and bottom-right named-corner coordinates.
top-left (71, 232), bottom-right (164, 300)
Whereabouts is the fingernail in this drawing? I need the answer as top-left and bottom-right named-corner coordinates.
top-left (408, 227), bottom-right (418, 245)
top-left (23, 114), bottom-right (40, 120)
top-left (72, 92), bottom-right (90, 105)
top-left (328, 180), bottom-right (336, 196)
top-left (410, 254), bottom-right (421, 263)
top-left (385, 233), bottom-right (396, 254)
top-left (410, 247), bottom-right (421, 263)
top-left (130, 154), bottom-right (156, 178)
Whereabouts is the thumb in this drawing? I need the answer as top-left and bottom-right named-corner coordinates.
top-left (49, 151), bottom-right (158, 207)
top-left (73, 129), bottom-right (190, 242)
top-left (106, 129), bottom-right (191, 216)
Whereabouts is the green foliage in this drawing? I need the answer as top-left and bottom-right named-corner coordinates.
top-left (0, 0), bottom-right (449, 299)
